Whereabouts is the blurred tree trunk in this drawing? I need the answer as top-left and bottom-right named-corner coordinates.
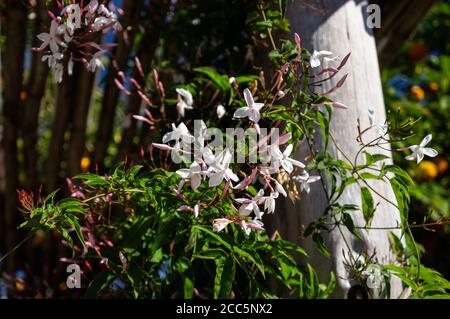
top-left (93, 0), bottom-right (144, 169)
top-left (66, 65), bottom-right (96, 177)
top-left (372, 0), bottom-right (435, 67)
top-left (46, 70), bottom-right (76, 192)
top-left (23, 0), bottom-right (51, 191)
top-left (118, 0), bottom-right (170, 158)
top-left (277, 0), bottom-right (403, 298)
top-left (1, 0), bottom-right (28, 272)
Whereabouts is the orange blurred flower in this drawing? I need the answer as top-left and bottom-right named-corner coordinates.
top-left (437, 158), bottom-right (448, 174)
top-left (80, 156), bottom-right (90, 171)
top-left (418, 160), bottom-right (438, 179)
top-left (411, 85), bottom-right (425, 100)
top-left (15, 279), bottom-right (26, 292)
top-left (429, 82), bottom-right (439, 91)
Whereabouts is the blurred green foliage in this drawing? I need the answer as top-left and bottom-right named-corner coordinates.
top-left (382, 1), bottom-right (450, 277)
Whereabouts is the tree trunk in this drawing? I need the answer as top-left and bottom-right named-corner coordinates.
top-left (372, 0), bottom-right (435, 67)
top-left (282, 0), bottom-right (403, 298)
top-left (1, 0), bottom-right (28, 272)
top-left (23, 0), bottom-right (51, 191)
top-left (118, 0), bottom-right (170, 159)
top-left (46, 71), bottom-right (75, 192)
top-left (66, 65), bottom-right (96, 177)
top-left (93, 0), bottom-right (144, 169)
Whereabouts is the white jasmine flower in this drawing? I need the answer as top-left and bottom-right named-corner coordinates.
top-left (310, 50), bottom-right (338, 68)
top-left (363, 264), bottom-right (384, 289)
top-left (368, 108), bottom-right (388, 137)
top-left (270, 144), bottom-right (305, 173)
top-left (176, 88), bottom-right (194, 118)
top-left (216, 104), bottom-right (226, 119)
top-left (213, 218), bottom-right (231, 233)
top-left (162, 122), bottom-right (194, 145)
top-left (264, 192), bottom-right (279, 214)
top-left (207, 150), bottom-right (239, 187)
top-left (292, 171), bottom-right (321, 193)
top-left (37, 20), bottom-right (62, 55)
top-left (177, 162), bottom-right (202, 190)
top-left (235, 189), bottom-right (265, 219)
top-left (233, 88), bottom-right (264, 123)
top-left (405, 134), bottom-right (438, 164)
top-left (87, 51), bottom-right (105, 72)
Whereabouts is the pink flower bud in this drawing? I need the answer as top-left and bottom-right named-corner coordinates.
top-left (152, 143), bottom-right (171, 151)
top-left (332, 101), bottom-right (348, 109)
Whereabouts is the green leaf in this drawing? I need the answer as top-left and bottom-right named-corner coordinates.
top-left (85, 272), bottom-right (114, 298)
top-left (312, 233), bottom-right (330, 257)
top-left (184, 277), bottom-right (194, 299)
top-left (150, 248), bottom-right (163, 263)
top-left (341, 212), bottom-right (362, 240)
top-left (317, 110), bottom-right (329, 148)
top-left (193, 225), bottom-right (232, 251)
top-left (364, 152), bottom-right (374, 165)
top-left (235, 75), bottom-right (258, 84)
top-left (214, 258), bottom-right (225, 298)
top-left (193, 67), bottom-right (230, 92)
top-left (389, 178), bottom-right (409, 231)
top-left (233, 246), bottom-right (265, 278)
top-left (385, 165), bottom-right (414, 186)
top-left (361, 187), bottom-right (375, 227)
top-left (218, 257), bottom-right (236, 298)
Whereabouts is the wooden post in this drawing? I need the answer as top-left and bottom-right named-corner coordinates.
top-left (283, 0), bottom-right (403, 298)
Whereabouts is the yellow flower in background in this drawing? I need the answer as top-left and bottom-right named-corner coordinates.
top-left (410, 85), bottom-right (425, 100)
top-left (429, 82), bottom-right (439, 91)
top-left (81, 156), bottom-right (91, 171)
top-left (15, 279), bottom-right (26, 292)
top-left (418, 160), bottom-right (438, 179)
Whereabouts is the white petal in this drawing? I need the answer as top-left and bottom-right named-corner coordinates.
top-left (274, 181), bottom-right (287, 197)
top-left (176, 169), bottom-right (190, 179)
top-left (422, 147), bottom-right (438, 158)
top-left (281, 160), bottom-right (293, 173)
top-left (310, 56), bottom-right (320, 68)
top-left (288, 158), bottom-right (306, 168)
top-left (420, 134), bottom-right (432, 148)
top-left (216, 104), bottom-right (226, 118)
top-left (235, 198), bottom-right (250, 204)
top-left (416, 150), bottom-right (424, 164)
top-left (253, 102), bottom-right (264, 111)
top-left (304, 184), bottom-right (311, 193)
top-left (208, 172), bottom-right (224, 187)
top-left (191, 175), bottom-right (201, 190)
top-left (308, 175), bottom-right (321, 183)
top-left (315, 50), bottom-right (333, 57)
top-left (37, 33), bottom-right (49, 42)
top-left (226, 169), bottom-right (239, 182)
top-left (162, 132), bottom-right (172, 143)
top-left (193, 205), bottom-right (200, 218)
top-left (249, 109), bottom-right (260, 123)
top-left (243, 88), bottom-right (254, 107)
top-left (213, 218), bottom-right (230, 232)
top-left (283, 144), bottom-right (293, 157)
top-left (233, 107), bottom-right (250, 118)
top-left (253, 205), bottom-right (263, 219)
top-left (239, 203), bottom-right (253, 217)
top-left (203, 147), bottom-right (216, 165)
top-left (405, 154), bottom-right (417, 161)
